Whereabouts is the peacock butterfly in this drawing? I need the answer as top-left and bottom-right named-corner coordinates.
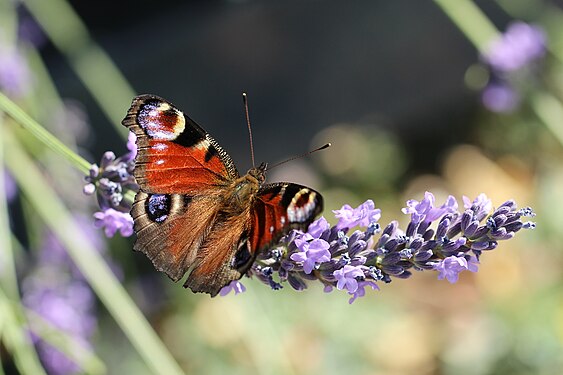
top-left (122, 94), bottom-right (323, 296)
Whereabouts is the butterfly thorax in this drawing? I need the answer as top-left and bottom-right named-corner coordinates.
top-left (225, 162), bottom-right (267, 214)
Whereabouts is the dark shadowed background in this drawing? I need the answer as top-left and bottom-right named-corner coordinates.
top-left (44, 0), bottom-right (509, 174)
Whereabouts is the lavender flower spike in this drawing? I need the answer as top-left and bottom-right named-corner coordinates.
top-left (244, 192), bottom-right (534, 303)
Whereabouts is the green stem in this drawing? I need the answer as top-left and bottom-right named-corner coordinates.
top-left (0, 92), bottom-right (91, 174)
top-left (433, 0), bottom-right (500, 53)
top-left (22, 0), bottom-right (135, 137)
top-left (530, 92), bottom-right (563, 145)
top-left (3, 127), bottom-right (185, 375)
top-left (0, 116), bottom-right (18, 299)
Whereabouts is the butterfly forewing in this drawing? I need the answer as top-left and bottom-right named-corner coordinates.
top-left (123, 94), bottom-right (238, 195)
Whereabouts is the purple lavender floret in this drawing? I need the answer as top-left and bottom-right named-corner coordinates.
top-left (219, 280), bottom-right (246, 296)
top-left (93, 208), bottom-right (134, 238)
top-left (290, 238), bottom-right (331, 274)
top-left (333, 199), bottom-right (381, 229)
top-left (224, 192), bottom-right (535, 303)
top-left (83, 149), bottom-right (138, 212)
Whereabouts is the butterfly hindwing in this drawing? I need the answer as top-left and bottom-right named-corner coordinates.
top-left (122, 94), bottom-right (239, 195)
top-left (250, 183), bottom-right (324, 255)
top-left (183, 209), bottom-right (253, 296)
top-left (184, 183), bottom-right (323, 296)
top-left (131, 191), bottom-right (219, 282)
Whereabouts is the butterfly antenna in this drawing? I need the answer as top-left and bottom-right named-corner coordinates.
top-left (266, 143), bottom-right (331, 171)
top-left (242, 92), bottom-right (256, 168)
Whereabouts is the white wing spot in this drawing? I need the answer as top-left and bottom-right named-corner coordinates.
top-left (287, 190), bottom-right (317, 223)
top-left (195, 139), bottom-right (211, 151)
top-left (153, 143), bottom-right (168, 151)
top-left (144, 105), bottom-right (185, 141)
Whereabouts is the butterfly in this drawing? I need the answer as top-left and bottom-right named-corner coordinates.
top-left (122, 94), bottom-right (324, 296)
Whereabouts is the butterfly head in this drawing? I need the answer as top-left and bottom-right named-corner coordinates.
top-left (247, 162), bottom-right (268, 185)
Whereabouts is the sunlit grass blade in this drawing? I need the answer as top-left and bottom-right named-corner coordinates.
top-left (0, 92), bottom-right (91, 174)
top-left (433, 0), bottom-right (500, 52)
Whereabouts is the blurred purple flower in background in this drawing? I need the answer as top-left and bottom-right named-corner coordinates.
top-left (483, 22), bottom-right (546, 73)
top-left (22, 226), bottom-right (102, 375)
top-left (23, 275), bottom-right (96, 375)
top-left (0, 38), bottom-right (32, 98)
top-left (3, 170), bottom-right (17, 202)
top-left (480, 21), bottom-right (547, 113)
top-left (17, 9), bottom-right (47, 48)
top-left (481, 81), bottom-right (520, 113)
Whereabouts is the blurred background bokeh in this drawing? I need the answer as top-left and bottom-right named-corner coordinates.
top-left (1, 0), bottom-right (563, 374)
